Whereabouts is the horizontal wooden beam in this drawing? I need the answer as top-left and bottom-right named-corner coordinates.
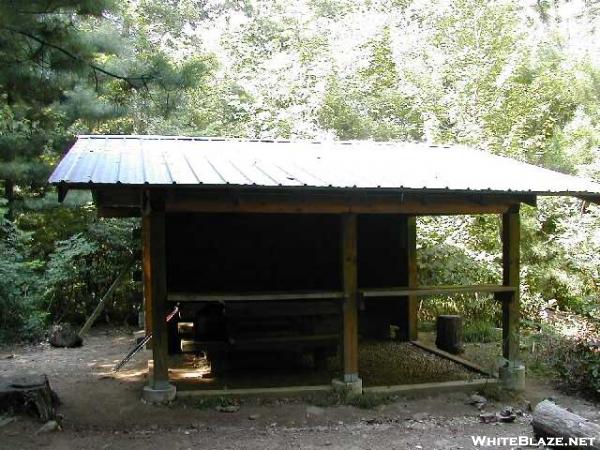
top-left (93, 187), bottom-right (531, 216)
top-left (164, 196), bottom-right (513, 215)
top-left (168, 291), bottom-right (345, 302)
top-left (576, 194), bottom-right (600, 205)
top-left (361, 284), bottom-right (516, 298)
top-left (98, 202), bottom-right (512, 217)
top-left (180, 334), bottom-right (339, 352)
top-left (168, 286), bottom-right (516, 303)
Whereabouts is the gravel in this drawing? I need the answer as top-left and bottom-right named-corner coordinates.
top-left (358, 340), bottom-right (482, 386)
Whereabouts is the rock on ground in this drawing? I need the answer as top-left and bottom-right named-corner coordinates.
top-left (49, 325), bottom-right (83, 348)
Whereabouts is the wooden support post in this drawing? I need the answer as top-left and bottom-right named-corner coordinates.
top-left (142, 195), bottom-right (174, 399)
top-left (406, 216), bottom-right (418, 341)
top-left (501, 207), bottom-right (520, 362)
top-left (495, 206), bottom-right (525, 390)
top-left (341, 213), bottom-right (359, 383)
top-left (142, 215), bottom-right (152, 335)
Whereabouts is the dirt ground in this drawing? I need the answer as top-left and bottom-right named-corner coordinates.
top-left (1, 328), bottom-right (599, 450)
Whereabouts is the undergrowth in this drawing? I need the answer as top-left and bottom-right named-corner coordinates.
top-left (306, 390), bottom-right (396, 409)
top-left (193, 396), bottom-right (240, 410)
top-left (463, 320), bottom-right (501, 344)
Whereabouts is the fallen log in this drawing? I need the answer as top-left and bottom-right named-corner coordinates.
top-left (0, 374), bottom-right (59, 422)
top-left (532, 399), bottom-right (600, 450)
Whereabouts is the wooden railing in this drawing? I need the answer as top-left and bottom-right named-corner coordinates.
top-left (360, 284), bottom-right (516, 298)
top-left (168, 290), bottom-right (344, 302)
top-left (168, 284), bottom-right (514, 303)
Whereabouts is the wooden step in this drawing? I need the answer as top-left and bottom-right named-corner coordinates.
top-left (180, 334), bottom-right (339, 353)
top-left (177, 322), bottom-right (195, 337)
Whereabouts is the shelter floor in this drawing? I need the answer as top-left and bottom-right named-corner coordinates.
top-left (165, 339), bottom-right (482, 390)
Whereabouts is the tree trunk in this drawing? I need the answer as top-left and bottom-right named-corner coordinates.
top-left (4, 179), bottom-right (14, 202)
top-left (435, 315), bottom-right (463, 354)
top-left (3, 179), bottom-right (15, 220)
top-left (532, 400), bottom-right (600, 450)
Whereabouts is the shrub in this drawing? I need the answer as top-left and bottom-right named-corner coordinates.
top-left (529, 321), bottom-right (600, 399)
top-left (0, 218), bottom-right (45, 341)
top-left (550, 332), bottom-right (600, 398)
top-left (43, 217), bottom-right (139, 325)
top-left (0, 197), bottom-right (141, 342)
top-left (463, 320), bottom-right (501, 343)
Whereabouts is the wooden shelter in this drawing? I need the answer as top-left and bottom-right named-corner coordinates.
top-left (49, 135), bottom-right (600, 401)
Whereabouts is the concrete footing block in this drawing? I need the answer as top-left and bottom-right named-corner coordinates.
top-left (499, 362), bottom-right (525, 391)
top-left (133, 330), bottom-right (146, 344)
top-left (143, 383), bottom-right (177, 403)
top-left (332, 378), bottom-right (363, 397)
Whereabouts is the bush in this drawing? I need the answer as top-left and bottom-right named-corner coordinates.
top-left (528, 322), bottom-right (600, 399)
top-left (0, 199), bottom-right (141, 343)
top-left (43, 217), bottom-right (140, 325)
top-left (550, 332), bottom-right (600, 398)
top-left (463, 320), bottom-right (501, 343)
top-left (0, 218), bottom-right (45, 341)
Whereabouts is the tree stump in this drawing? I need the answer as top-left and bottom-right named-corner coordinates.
top-left (532, 400), bottom-right (600, 450)
top-left (0, 374), bottom-right (59, 422)
top-left (435, 315), bottom-right (464, 354)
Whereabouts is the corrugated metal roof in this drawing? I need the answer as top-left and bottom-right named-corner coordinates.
top-left (48, 135), bottom-right (600, 197)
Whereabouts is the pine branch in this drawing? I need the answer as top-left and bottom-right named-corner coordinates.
top-left (1, 26), bottom-right (152, 90)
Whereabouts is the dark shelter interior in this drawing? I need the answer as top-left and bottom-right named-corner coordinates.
top-left (165, 213), bottom-right (411, 374)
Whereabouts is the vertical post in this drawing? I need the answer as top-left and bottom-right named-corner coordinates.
top-left (499, 205), bottom-right (524, 390)
top-left (340, 213), bottom-right (360, 387)
top-left (406, 216), bottom-right (418, 341)
top-left (142, 215), bottom-right (152, 335)
top-left (142, 193), bottom-right (176, 402)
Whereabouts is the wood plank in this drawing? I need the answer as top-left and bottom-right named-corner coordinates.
top-left (97, 200), bottom-right (513, 217)
top-left (95, 188), bottom-right (141, 207)
top-left (176, 385), bottom-right (332, 397)
top-left (501, 207), bottom-right (520, 362)
top-left (165, 195), bottom-right (513, 215)
top-left (233, 333), bottom-right (338, 343)
top-left (168, 291), bottom-right (344, 302)
top-left (94, 187), bottom-right (532, 216)
top-left (180, 340), bottom-right (229, 352)
top-left (224, 303), bottom-right (340, 318)
top-left (180, 334), bottom-right (339, 353)
top-left (406, 216), bottom-right (418, 340)
top-left (361, 284), bottom-right (517, 298)
top-left (177, 322), bottom-right (195, 337)
top-left (146, 195), bottom-right (170, 389)
top-left (171, 285), bottom-right (516, 303)
top-left (410, 341), bottom-right (495, 377)
top-left (341, 213), bottom-right (359, 382)
top-left (364, 378), bottom-right (499, 397)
